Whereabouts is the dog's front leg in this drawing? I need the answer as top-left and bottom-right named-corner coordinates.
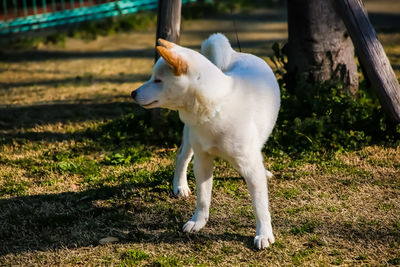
top-left (182, 151), bottom-right (213, 233)
top-left (235, 154), bottom-right (275, 249)
top-left (173, 125), bottom-right (193, 197)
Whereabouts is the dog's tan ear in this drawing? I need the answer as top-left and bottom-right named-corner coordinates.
top-left (158, 38), bottom-right (177, 49)
top-left (157, 46), bottom-right (188, 76)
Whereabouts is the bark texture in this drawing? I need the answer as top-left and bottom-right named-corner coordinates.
top-left (155, 0), bottom-right (182, 62)
top-left (152, 0), bottom-right (182, 129)
top-left (336, 0), bottom-right (400, 122)
top-left (286, 0), bottom-right (359, 95)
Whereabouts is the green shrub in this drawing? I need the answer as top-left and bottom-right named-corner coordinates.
top-left (265, 42), bottom-right (400, 155)
top-left (266, 80), bottom-right (400, 155)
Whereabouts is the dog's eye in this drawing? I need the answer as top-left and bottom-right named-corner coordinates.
top-left (154, 79), bottom-right (162, 83)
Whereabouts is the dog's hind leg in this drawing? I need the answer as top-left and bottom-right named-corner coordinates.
top-left (233, 152), bottom-right (275, 249)
top-left (183, 151), bottom-right (214, 232)
top-left (173, 124), bottom-right (193, 197)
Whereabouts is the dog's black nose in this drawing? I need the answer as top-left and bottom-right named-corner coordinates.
top-left (131, 90), bottom-right (137, 99)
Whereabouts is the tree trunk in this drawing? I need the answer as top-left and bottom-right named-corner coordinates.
top-left (152, 0), bottom-right (182, 129)
top-left (285, 0), bottom-right (358, 95)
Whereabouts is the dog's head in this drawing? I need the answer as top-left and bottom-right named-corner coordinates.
top-left (131, 39), bottom-right (196, 110)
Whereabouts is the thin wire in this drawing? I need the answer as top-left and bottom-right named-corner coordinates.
top-left (230, 7), bottom-right (241, 52)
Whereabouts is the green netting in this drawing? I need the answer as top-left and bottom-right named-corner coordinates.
top-left (0, 0), bottom-right (195, 35)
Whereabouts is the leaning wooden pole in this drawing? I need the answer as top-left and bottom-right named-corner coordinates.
top-left (152, 0), bottom-right (182, 128)
top-left (336, 0), bottom-right (400, 122)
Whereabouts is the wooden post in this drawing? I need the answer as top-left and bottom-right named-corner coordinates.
top-left (152, 0), bottom-right (182, 129)
top-left (155, 0), bottom-right (182, 62)
top-left (336, 0), bottom-right (400, 122)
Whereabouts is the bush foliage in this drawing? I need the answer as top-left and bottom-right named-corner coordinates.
top-left (267, 81), bottom-right (400, 154)
top-left (266, 43), bottom-right (400, 154)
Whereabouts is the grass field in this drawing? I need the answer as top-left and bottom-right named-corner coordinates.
top-left (1, 3), bottom-right (400, 266)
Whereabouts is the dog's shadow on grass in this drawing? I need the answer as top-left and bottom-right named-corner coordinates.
top-left (0, 182), bottom-right (255, 257)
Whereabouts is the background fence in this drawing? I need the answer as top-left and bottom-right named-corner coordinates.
top-left (0, 0), bottom-right (194, 35)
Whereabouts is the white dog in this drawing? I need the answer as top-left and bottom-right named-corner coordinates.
top-left (131, 33), bottom-right (280, 249)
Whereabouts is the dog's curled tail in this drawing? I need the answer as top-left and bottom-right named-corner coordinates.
top-left (201, 33), bottom-right (234, 71)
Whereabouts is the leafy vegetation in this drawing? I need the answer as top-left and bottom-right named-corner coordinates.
top-left (103, 148), bottom-right (151, 166)
top-left (0, 180), bottom-right (28, 196)
top-left (268, 81), bottom-right (400, 153)
top-left (120, 249), bottom-right (149, 266)
top-left (266, 43), bottom-right (400, 155)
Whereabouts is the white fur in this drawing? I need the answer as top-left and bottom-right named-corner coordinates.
top-left (201, 33), bottom-right (233, 71)
top-left (132, 33), bottom-right (280, 249)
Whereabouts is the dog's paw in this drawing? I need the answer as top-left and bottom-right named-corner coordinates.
top-left (265, 170), bottom-right (273, 179)
top-left (254, 234), bottom-right (275, 250)
top-left (174, 185), bottom-right (191, 198)
top-left (182, 219), bottom-right (207, 233)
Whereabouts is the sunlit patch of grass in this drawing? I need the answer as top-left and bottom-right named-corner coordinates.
top-left (0, 180), bottom-right (29, 196)
top-left (102, 148), bottom-right (151, 165)
top-left (292, 248), bottom-right (315, 265)
top-left (152, 256), bottom-right (181, 267)
top-left (279, 187), bottom-right (301, 199)
top-left (56, 158), bottom-right (100, 177)
top-left (327, 206), bottom-right (337, 212)
top-left (120, 249), bottom-right (149, 266)
top-left (284, 205), bottom-right (315, 215)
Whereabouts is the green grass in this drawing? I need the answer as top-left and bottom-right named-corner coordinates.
top-left (292, 248), bottom-right (315, 265)
top-left (120, 249), bottom-right (149, 266)
top-left (0, 180), bottom-right (28, 196)
top-left (388, 257), bottom-right (400, 265)
top-left (103, 147), bottom-right (151, 165)
top-left (152, 256), bottom-right (181, 267)
top-left (290, 220), bottom-right (318, 235)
